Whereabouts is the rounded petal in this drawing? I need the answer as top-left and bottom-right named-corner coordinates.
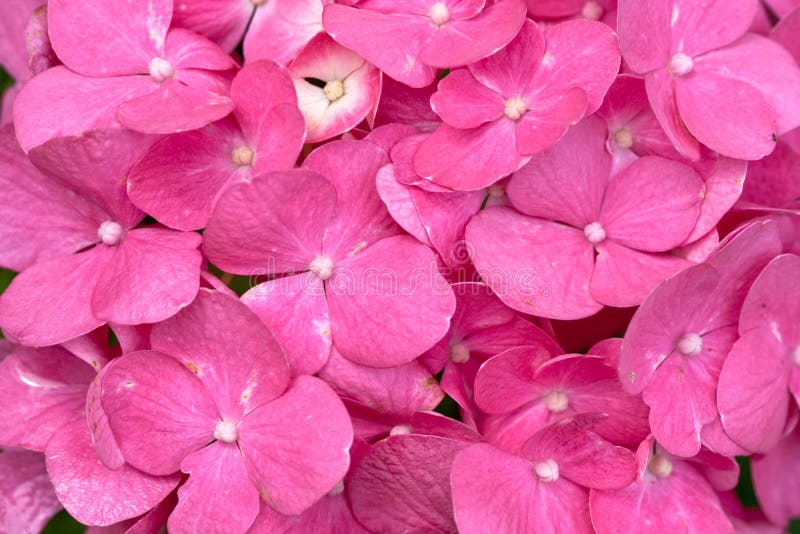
top-left (430, 69), bottom-right (504, 130)
top-left (671, 0), bottom-right (758, 58)
top-left (0, 449), bottom-right (61, 534)
top-left (617, 0), bottom-right (671, 73)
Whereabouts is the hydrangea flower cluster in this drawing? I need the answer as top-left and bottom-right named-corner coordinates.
top-left (0, 0), bottom-right (799, 532)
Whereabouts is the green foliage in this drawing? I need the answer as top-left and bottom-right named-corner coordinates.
top-left (42, 511), bottom-right (85, 534)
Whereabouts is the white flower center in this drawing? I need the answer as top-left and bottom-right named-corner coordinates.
top-left (309, 256), bottom-right (334, 280)
top-left (504, 97), bottom-right (527, 120)
top-left (389, 424), bottom-right (413, 436)
top-left (449, 342), bottom-right (470, 364)
top-left (790, 346), bottom-right (800, 366)
top-left (676, 332), bottom-right (702, 356)
top-left (669, 53), bottom-right (693, 76)
top-left (533, 459), bottom-right (559, 482)
top-left (428, 2), bottom-right (451, 25)
top-left (214, 420), bottom-right (238, 443)
top-left (583, 222), bottom-right (606, 244)
top-left (231, 145), bottom-right (254, 166)
top-left (648, 454), bottom-right (673, 478)
top-left (148, 57), bottom-right (175, 82)
top-left (582, 0), bottom-right (603, 20)
top-left (97, 221), bottom-right (124, 246)
top-left (324, 80), bottom-right (345, 102)
top-left (543, 389), bottom-right (569, 413)
top-left (614, 128), bottom-right (634, 149)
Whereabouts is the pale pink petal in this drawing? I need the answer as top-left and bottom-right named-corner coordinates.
top-left (644, 69), bottom-right (700, 160)
top-left (375, 164), bottom-right (432, 245)
top-left (671, 0), bottom-right (758, 58)
top-left (239, 376), bottom-right (352, 516)
top-left (46, 420), bottom-right (180, 526)
top-left (0, 449), bottom-right (60, 534)
top-left (616, 0), bottom-right (671, 73)
top-left (47, 0), bottom-right (171, 76)
top-left (508, 115), bottom-right (609, 228)
top-left (430, 69), bottom-right (504, 129)
top-left (92, 228), bottom-right (202, 325)
top-left (241, 273), bottom-right (332, 377)
top-left (204, 169), bottom-right (336, 274)
top-left (167, 443), bottom-right (260, 534)
top-left (0, 246), bottom-right (113, 347)
top-left (244, 0), bottom-right (324, 65)
top-left (349, 435), bottom-right (469, 533)
top-left (326, 235), bottom-right (455, 367)
top-left (752, 429), bottom-right (800, 527)
top-left (86, 374), bottom-right (125, 470)
top-left (12, 67), bottom-right (156, 152)
top-left (150, 290), bottom-right (290, 420)
top-left (466, 207), bottom-right (602, 320)
top-left (99, 350), bottom-right (219, 476)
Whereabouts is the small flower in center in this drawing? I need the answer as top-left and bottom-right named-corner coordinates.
top-left (449, 342), bottom-right (470, 364)
top-left (214, 420), bottom-right (238, 443)
top-left (676, 332), bottom-right (702, 356)
top-left (97, 221), bottom-right (124, 246)
top-left (543, 389), bottom-right (569, 413)
top-left (504, 97), bottom-right (527, 120)
top-left (647, 454), bottom-right (673, 478)
top-left (231, 145), bottom-right (255, 167)
top-left (583, 222), bottom-right (606, 244)
top-left (324, 80), bottom-right (345, 102)
top-left (390, 424), bottom-right (413, 436)
top-left (669, 53), bottom-right (693, 77)
top-left (428, 2), bottom-right (451, 26)
top-left (581, 0), bottom-right (604, 20)
top-left (614, 127), bottom-right (634, 149)
top-left (309, 255), bottom-right (335, 280)
top-left (148, 57), bottom-right (175, 82)
top-left (533, 459), bottom-right (559, 482)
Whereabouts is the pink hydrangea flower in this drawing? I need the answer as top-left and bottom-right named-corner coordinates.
top-left (617, 0), bottom-right (800, 160)
top-left (97, 290), bottom-right (353, 533)
top-left (466, 116), bottom-right (705, 319)
top-left (323, 0), bottom-right (528, 88)
top-left (751, 428), bottom-right (800, 528)
top-left (524, 0), bottom-right (616, 23)
top-left (0, 448), bottom-right (61, 533)
top-left (413, 19), bottom-right (621, 190)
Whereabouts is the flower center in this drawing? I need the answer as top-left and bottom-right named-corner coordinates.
top-left (390, 424), bottom-right (413, 436)
top-left (148, 57), bottom-right (175, 82)
top-left (614, 128), bottom-right (634, 149)
top-left (676, 332), bottom-right (702, 356)
top-left (791, 346), bottom-right (800, 366)
top-left (504, 97), bottom-right (527, 120)
top-left (449, 342), bottom-right (470, 364)
top-left (533, 459), bottom-right (559, 482)
top-left (309, 256), bottom-right (335, 280)
top-left (328, 480), bottom-right (345, 496)
top-left (647, 454), bottom-right (673, 478)
top-left (250, 0), bottom-right (267, 5)
top-left (97, 221), bottom-right (124, 246)
top-left (214, 420), bottom-right (238, 443)
top-left (581, 0), bottom-right (604, 20)
top-left (324, 80), bottom-right (345, 102)
top-left (428, 2), bottom-right (451, 26)
top-left (543, 389), bottom-right (569, 413)
top-left (231, 145), bottom-right (254, 166)
top-left (669, 53), bottom-right (693, 77)
top-left (584, 222), bottom-right (606, 244)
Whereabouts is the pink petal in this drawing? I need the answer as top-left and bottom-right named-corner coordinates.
top-left (170, 0), bottom-right (252, 52)
top-left (466, 207), bottom-right (602, 320)
top-left (349, 434), bottom-right (469, 533)
top-left (99, 350), bottom-right (219, 476)
top-left (164, 28), bottom-right (236, 71)
top-left (151, 290), bottom-right (290, 420)
top-left (46, 420), bottom-right (180, 526)
top-left (413, 120), bottom-right (523, 191)
top-left (244, 0), bottom-right (324, 65)
top-left (671, 0), bottom-right (758, 58)
top-left (0, 0), bottom-right (40, 81)
top-left (204, 169), bottom-right (336, 274)
top-left (91, 227), bottom-right (202, 325)
top-left (0, 246), bottom-right (113, 346)
top-left (473, 346), bottom-right (550, 415)
top-left (375, 164), bottom-right (432, 245)
top-left (644, 69), bottom-right (700, 160)
top-left (420, 0), bottom-right (528, 68)
top-left (514, 87), bottom-right (588, 156)
top-left (674, 71), bottom-right (777, 160)
top-left (0, 448), bottom-right (60, 533)
top-left (47, 0), bottom-right (171, 76)
top-left (323, 6), bottom-right (437, 88)
top-left (12, 67), bottom-right (156, 152)
top-left (616, 0), bottom-right (671, 73)
top-left (241, 273), bottom-right (332, 376)
top-left (374, 76), bottom-right (442, 131)
top-left (685, 156), bottom-right (747, 243)
top-left (250, 492), bottom-right (370, 534)
top-left (239, 376), bottom-right (352, 516)
top-left (167, 443), bottom-right (261, 534)
top-left (772, 6), bottom-right (800, 61)
top-left (326, 235), bottom-right (456, 367)
top-left (600, 155), bottom-right (704, 251)
top-left (86, 373), bottom-right (125, 470)
top-left (430, 69), bottom-right (504, 129)
top-left (508, 115), bottom-right (609, 228)
top-left (752, 428), bottom-right (800, 527)
top-left (740, 253), bottom-right (800, 341)
top-left (304, 140), bottom-right (401, 259)
top-left (0, 345), bottom-right (93, 450)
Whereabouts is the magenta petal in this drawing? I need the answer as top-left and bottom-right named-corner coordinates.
top-left (116, 76), bottom-right (234, 134)
top-left (244, 0), bottom-right (324, 65)
top-left (250, 492), bottom-right (370, 534)
top-left (740, 253), bottom-right (800, 340)
top-left (230, 59), bottom-right (298, 139)
top-left (473, 346), bottom-right (548, 415)
top-left (375, 164), bottom-right (431, 245)
top-left (752, 429), bottom-right (800, 527)
top-left (686, 156), bottom-right (747, 243)
top-left (644, 69), bottom-right (700, 161)
top-left (170, 0), bottom-right (251, 53)
top-left (327, 236), bottom-right (455, 367)
top-left (48, 0), bottom-right (171, 76)
top-left (168, 443), bottom-right (261, 534)
top-left (46, 420), bottom-right (180, 526)
top-left (0, 246), bottom-right (113, 347)
top-left (349, 435), bottom-right (469, 533)
top-left (204, 169), bottom-right (336, 275)
top-left (514, 87), bottom-right (587, 156)
top-left (164, 28), bottom-right (236, 71)
top-left (151, 290), bottom-right (290, 419)
top-left (0, 346), bottom-right (92, 450)
top-left (616, 0), bottom-right (672, 74)
top-left (13, 67), bottom-right (156, 152)
top-left (91, 227), bottom-right (202, 325)
top-left (100, 350), bottom-right (219, 476)
top-left (430, 69), bottom-right (505, 129)
top-left (242, 273), bottom-right (332, 377)
top-left (0, 449), bottom-right (61, 534)
top-left (671, 0), bottom-right (758, 58)
top-left (86, 374), bottom-right (125, 470)
top-left (239, 376), bottom-right (353, 516)
top-left (467, 207), bottom-right (602, 320)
